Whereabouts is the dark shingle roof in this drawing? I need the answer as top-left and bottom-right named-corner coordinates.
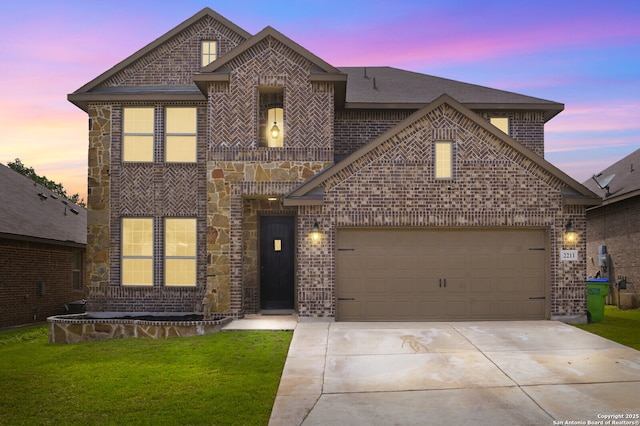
top-left (338, 67), bottom-right (563, 121)
top-left (582, 148), bottom-right (640, 203)
top-left (0, 164), bottom-right (86, 245)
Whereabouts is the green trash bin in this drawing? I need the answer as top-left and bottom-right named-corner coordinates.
top-left (586, 278), bottom-right (610, 323)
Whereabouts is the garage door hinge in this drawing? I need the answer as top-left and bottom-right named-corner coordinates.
top-left (529, 296), bottom-right (546, 300)
top-left (338, 248), bottom-right (355, 251)
top-left (528, 248), bottom-right (545, 251)
top-left (338, 297), bottom-right (355, 301)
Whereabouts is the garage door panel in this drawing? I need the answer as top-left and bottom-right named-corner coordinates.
top-left (521, 300), bottom-right (545, 317)
top-left (336, 228), bottom-right (547, 321)
top-left (470, 277), bottom-right (493, 293)
top-left (470, 300), bottom-right (493, 318)
top-left (522, 277), bottom-right (545, 293)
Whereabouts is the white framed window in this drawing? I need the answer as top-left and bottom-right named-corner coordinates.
top-left (165, 218), bottom-right (197, 287)
top-left (201, 40), bottom-right (217, 67)
top-left (490, 117), bottom-right (509, 135)
top-left (123, 107), bottom-right (155, 162)
top-left (435, 141), bottom-right (453, 179)
top-left (122, 218), bottom-right (154, 286)
top-left (166, 107), bottom-right (197, 162)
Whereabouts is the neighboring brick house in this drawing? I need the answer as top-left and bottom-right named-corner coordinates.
top-left (0, 164), bottom-right (86, 328)
top-left (583, 148), bottom-right (640, 308)
top-left (68, 8), bottom-right (600, 322)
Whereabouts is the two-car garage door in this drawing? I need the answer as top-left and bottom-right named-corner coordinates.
top-left (336, 228), bottom-right (548, 321)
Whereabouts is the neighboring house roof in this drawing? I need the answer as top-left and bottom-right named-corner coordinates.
top-left (0, 164), bottom-right (86, 246)
top-left (283, 94), bottom-right (600, 207)
top-left (337, 67), bottom-right (563, 121)
top-left (582, 147), bottom-right (640, 207)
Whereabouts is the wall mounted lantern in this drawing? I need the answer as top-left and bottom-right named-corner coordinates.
top-left (310, 220), bottom-right (321, 242)
top-left (564, 221), bottom-right (577, 244)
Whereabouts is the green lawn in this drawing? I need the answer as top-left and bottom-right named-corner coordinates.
top-left (0, 326), bottom-right (292, 425)
top-left (574, 305), bottom-right (640, 350)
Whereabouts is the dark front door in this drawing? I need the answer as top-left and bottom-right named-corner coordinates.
top-left (260, 216), bottom-right (295, 310)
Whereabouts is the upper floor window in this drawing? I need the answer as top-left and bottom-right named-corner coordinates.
top-left (201, 40), bottom-right (218, 67)
top-left (121, 218), bottom-right (154, 286)
top-left (123, 107), bottom-right (154, 162)
top-left (435, 141), bottom-right (453, 179)
top-left (490, 117), bottom-right (509, 135)
top-left (165, 218), bottom-right (197, 287)
top-left (166, 107), bottom-right (197, 162)
top-left (258, 88), bottom-right (284, 148)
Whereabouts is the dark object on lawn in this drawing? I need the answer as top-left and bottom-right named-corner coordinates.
top-left (65, 300), bottom-right (86, 314)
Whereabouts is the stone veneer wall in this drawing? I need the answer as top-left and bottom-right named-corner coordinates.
top-left (84, 15), bottom-right (249, 313)
top-left (295, 103), bottom-right (587, 320)
top-left (48, 315), bottom-right (231, 344)
top-left (86, 104), bottom-right (111, 310)
top-left (202, 34), bottom-right (336, 314)
top-left (85, 103), bottom-right (209, 313)
top-left (205, 159), bottom-right (332, 314)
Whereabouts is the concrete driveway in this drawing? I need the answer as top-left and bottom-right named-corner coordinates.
top-left (269, 321), bottom-right (640, 425)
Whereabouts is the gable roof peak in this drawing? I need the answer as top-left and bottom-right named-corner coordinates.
top-left (200, 24), bottom-right (341, 75)
top-left (68, 7), bottom-right (251, 104)
top-left (283, 93), bottom-right (599, 206)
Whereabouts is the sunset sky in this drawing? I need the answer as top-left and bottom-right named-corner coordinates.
top-left (1, 0), bottom-right (639, 200)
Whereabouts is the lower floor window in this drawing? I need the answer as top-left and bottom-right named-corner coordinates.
top-left (122, 218), bottom-right (154, 286)
top-left (121, 217), bottom-right (197, 286)
top-left (165, 218), bottom-right (197, 286)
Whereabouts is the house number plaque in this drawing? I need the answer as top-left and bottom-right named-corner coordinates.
top-left (560, 250), bottom-right (578, 262)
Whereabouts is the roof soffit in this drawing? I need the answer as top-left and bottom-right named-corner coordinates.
top-left (283, 93), bottom-right (598, 206)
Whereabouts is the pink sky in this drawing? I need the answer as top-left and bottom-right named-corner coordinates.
top-left (1, 1), bottom-right (639, 201)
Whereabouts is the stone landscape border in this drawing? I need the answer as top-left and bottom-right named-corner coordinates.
top-left (48, 313), bottom-right (233, 344)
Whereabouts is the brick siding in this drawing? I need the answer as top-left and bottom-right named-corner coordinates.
top-left (0, 238), bottom-right (86, 328)
top-left (296, 103), bottom-right (586, 318)
top-left (81, 13), bottom-right (584, 321)
top-left (587, 196), bottom-right (640, 306)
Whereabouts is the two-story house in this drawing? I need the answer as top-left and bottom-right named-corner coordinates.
top-left (68, 8), bottom-right (600, 323)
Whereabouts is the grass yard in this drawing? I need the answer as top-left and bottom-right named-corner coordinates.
top-left (0, 326), bottom-right (292, 425)
top-left (574, 305), bottom-right (640, 350)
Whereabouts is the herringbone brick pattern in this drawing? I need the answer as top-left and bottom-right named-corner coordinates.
top-left (162, 166), bottom-right (199, 216)
top-left (119, 164), bottom-right (155, 214)
top-left (208, 36), bottom-right (333, 152)
top-left (102, 16), bottom-right (246, 87)
top-left (296, 102), bottom-right (586, 318)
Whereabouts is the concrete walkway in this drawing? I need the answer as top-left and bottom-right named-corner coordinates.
top-left (266, 320), bottom-right (640, 426)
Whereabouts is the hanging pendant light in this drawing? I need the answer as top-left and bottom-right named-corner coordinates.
top-left (270, 108), bottom-right (280, 139)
